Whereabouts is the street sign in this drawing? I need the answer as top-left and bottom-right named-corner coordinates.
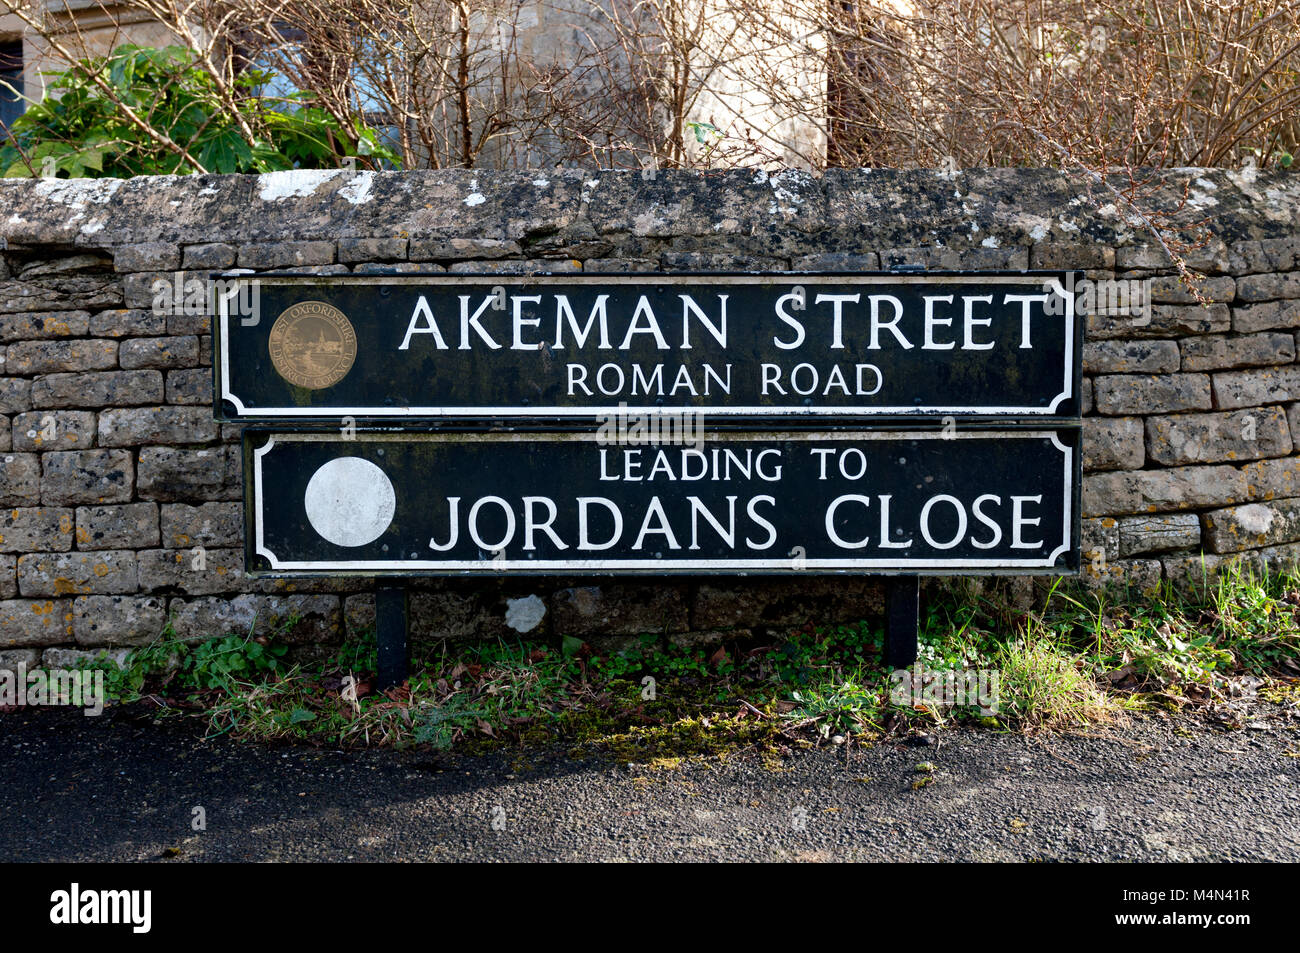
top-left (244, 428), bottom-right (1080, 576)
top-left (215, 273), bottom-right (1080, 422)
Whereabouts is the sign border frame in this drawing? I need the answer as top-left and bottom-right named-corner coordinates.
top-left (242, 427), bottom-right (1082, 578)
top-left (215, 271), bottom-right (1081, 423)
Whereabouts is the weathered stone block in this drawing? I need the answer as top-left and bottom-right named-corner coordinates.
top-left (1083, 416), bottom-right (1144, 471)
top-left (1233, 300), bottom-right (1300, 332)
top-left (0, 276), bottom-right (120, 314)
top-left (97, 406), bottom-right (219, 447)
top-left (1030, 243), bottom-right (1114, 271)
top-left (122, 271), bottom-right (192, 310)
top-left (1179, 332), bottom-right (1294, 371)
top-left (1114, 245), bottom-right (1173, 269)
top-left (338, 238), bottom-right (407, 262)
top-left (880, 245), bottom-right (1028, 271)
top-left (40, 450), bottom-right (133, 505)
top-left (1118, 514), bottom-right (1200, 556)
top-left (182, 243), bottom-right (236, 269)
top-left (72, 594), bottom-right (165, 646)
top-left (1163, 552), bottom-right (1262, 590)
top-left (4, 338), bottom-right (117, 374)
top-left (1093, 374), bottom-right (1210, 414)
top-left (351, 262), bottom-right (442, 275)
top-left (583, 258), bottom-right (659, 273)
top-left (0, 648), bottom-right (41, 672)
top-left (0, 414), bottom-right (7, 452)
top-left (1083, 465), bottom-right (1248, 516)
top-left (1235, 271), bottom-right (1300, 302)
top-left (88, 308), bottom-right (166, 337)
top-left (1226, 237), bottom-right (1300, 275)
top-left (1080, 517), bottom-right (1119, 563)
top-left (1088, 303), bottom-right (1229, 340)
top-left (791, 252), bottom-right (881, 271)
top-left (343, 592), bottom-right (373, 637)
top-left (1203, 499), bottom-right (1300, 553)
top-left (448, 259), bottom-right (582, 274)
top-left (0, 378), bottom-right (30, 413)
top-left (32, 369), bottom-right (163, 408)
top-left (0, 453), bottom-right (40, 505)
top-left (552, 584), bottom-right (687, 635)
top-left (1146, 407), bottom-right (1290, 466)
top-left (1212, 366), bottom-right (1300, 409)
top-left (113, 243), bottom-right (180, 273)
top-left (166, 368), bottom-right (212, 405)
top-left (0, 554), bottom-right (14, 599)
top-left (0, 309), bottom-right (90, 341)
top-left (1076, 557), bottom-right (1162, 593)
top-left (75, 503), bottom-right (159, 550)
top-left (42, 646), bottom-right (131, 669)
top-left (118, 335), bottom-right (199, 370)
top-left (137, 445), bottom-right (239, 501)
top-left (1256, 541), bottom-right (1300, 575)
top-left (159, 502), bottom-right (242, 548)
top-left (409, 238), bottom-right (521, 260)
top-left (1081, 377), bottom-right (1092, 415)
top-left (1243, 456), bottom-right (1300, 501)
top-left (0, 508), bottom-right (74, 554)
top-left (11, 410), bottom-right (96, 451)
top-left (1082, 340), bottom-right (1178, 374)
top-left (166, 308), bottom-right (210, 335)
top-left (136, 547), bottom-right (243, 594)
top-left (0, 599), bottom-right (72, 647)
top-left (17, 550), bottom-right (137, 596)
top-left (236, 241), bottom-right (335, 269)
top-left (1147, 275), bottom-right (1234, 304)
top-left (169, 594), bottom-right (341, 644)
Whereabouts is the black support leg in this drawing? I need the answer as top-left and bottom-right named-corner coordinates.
top-left (375, 586), bottom-right (409, 690)
top-left (884, 577), bottom-right (919, 669)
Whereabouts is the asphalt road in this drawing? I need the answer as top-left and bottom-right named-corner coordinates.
top-left (3, 706), bottom-right (1297, 862)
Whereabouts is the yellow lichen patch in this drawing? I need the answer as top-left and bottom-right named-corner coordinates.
top-left (59, 515), bottom-right (74, 534)
top-left (93, 562), bottom-right (110, 577)
top-left (31, 601), bottom-right (54, 615)
top-left (52, 578), bottom-right (87, 595)
top-left (76, 527), bottom-right (90, 544)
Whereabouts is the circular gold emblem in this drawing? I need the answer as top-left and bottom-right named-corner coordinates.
top-left (268, 301), bottom-right (357, 390)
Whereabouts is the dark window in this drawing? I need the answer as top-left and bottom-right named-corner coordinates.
top-left (0, 41), bottom-right (22, 137)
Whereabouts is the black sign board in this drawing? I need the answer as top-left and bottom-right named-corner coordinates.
top-left (244, 429), bottom-right (1080, 576)
top-left (216, 273), bottom-right (1080, 422)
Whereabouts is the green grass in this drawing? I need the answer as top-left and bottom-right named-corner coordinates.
top-left (72, 563), bottom-right (1300, 759)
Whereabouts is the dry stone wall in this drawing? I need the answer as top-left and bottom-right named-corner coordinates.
top-left (1, 167), bottom-right (1298, 666)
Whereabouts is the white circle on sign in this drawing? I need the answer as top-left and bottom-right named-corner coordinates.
top-left (304, 457), bottom-right (396, 547)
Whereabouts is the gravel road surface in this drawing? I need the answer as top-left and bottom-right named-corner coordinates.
top-left (3, 706), bottom-right (1297, 862)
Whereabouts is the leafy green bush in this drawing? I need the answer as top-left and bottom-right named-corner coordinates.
top-left (1, 44), bottom-right (398, 177)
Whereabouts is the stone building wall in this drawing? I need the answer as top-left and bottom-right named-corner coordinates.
top-left (0, 167), bottom-right (1298, 667)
